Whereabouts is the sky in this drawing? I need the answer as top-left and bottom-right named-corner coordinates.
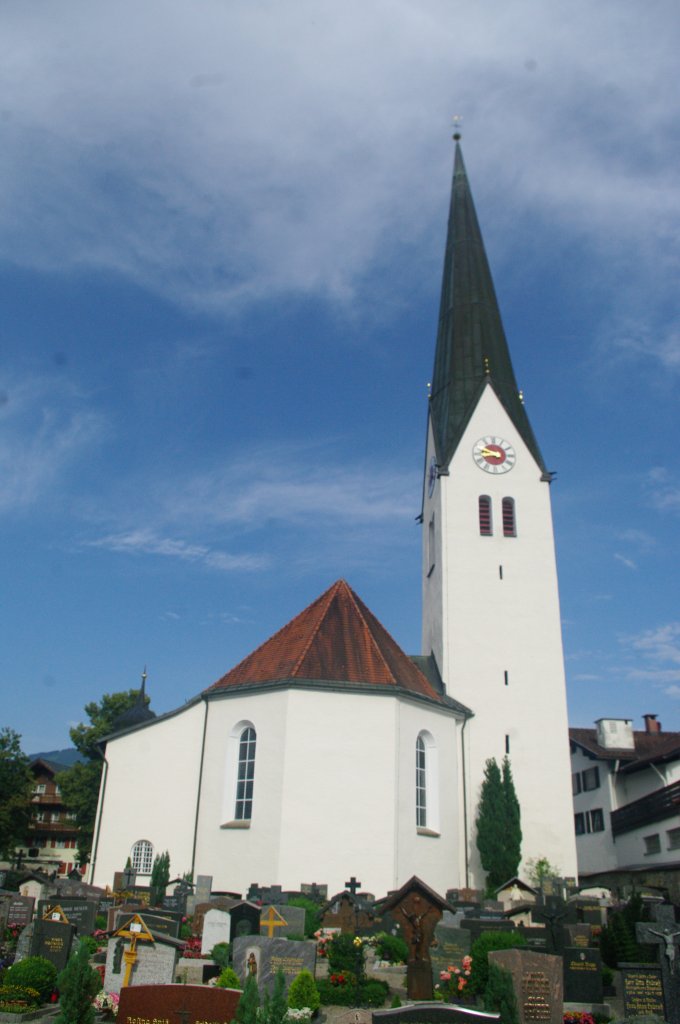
top-left (1, 0), bottom-right (679, 754)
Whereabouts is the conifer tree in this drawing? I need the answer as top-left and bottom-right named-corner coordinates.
top-left (55, 938), bottom-right (101, 1024)
top-left (150, 850), bottom-right (170, 905)
top-left (475, 756), bottom-right (522, 894)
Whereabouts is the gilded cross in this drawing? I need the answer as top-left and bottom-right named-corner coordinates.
top-left (260, 905), bottom-right (287, 938)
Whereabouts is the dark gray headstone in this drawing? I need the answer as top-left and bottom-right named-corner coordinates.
top-left (7, 895), bottom-right (34, 928)
top-left (564, 924), bottom-right (591, 949)
top-left (621, 963), bottom-right (666, 1019)
top-left (31, 918), bottom-right (75, 972)
top-left (38, 898), bottom-right (98, 935)
top-left (229, 902), bottom-right (261, 943)
top-left (489, 949), bottom-right (562, 1024)
top-left (431, 925), bottom-right (471, 988)
top-left (563, 947), bottom-right (603, 1003)
top-left (517, 925), bottom-right (549, 952)
top-left (233, 934), bottom-right (316, 993)
top-left (460, 917), bottom-right (515, 945)
top-left (261, 904), bottom-right (305, 938)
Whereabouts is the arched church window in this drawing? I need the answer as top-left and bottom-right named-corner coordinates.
top-left (130, 839), bottom-right (153, 875)
top-left (235, 726), bottom-right (256, 821)
top-left (415, 731), bottom-right (439, 833)
top-left (479, 495), bottom-right (492, 536)
top-left (502, 497), bottom-right (516, 537)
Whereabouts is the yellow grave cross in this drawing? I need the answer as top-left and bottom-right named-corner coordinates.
top-left (114, 914), bottom-right (155, 988)
top-left (260, 906), bottom-right (287, 939)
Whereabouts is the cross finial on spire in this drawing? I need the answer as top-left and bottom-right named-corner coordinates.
top-left (452, 115), bottom-right (462, 141)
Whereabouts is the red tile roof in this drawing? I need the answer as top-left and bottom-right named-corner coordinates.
top-left (205, 579), bottom-right (443, 703)
top-left (570, 727), bottom-right (680, 771)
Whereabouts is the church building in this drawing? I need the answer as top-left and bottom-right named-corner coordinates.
top-left (89, 139), bottom-right (577, 897)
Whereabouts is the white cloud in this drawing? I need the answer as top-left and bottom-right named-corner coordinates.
top-left (85, 528), bottom-right (269, 573)
top-left (0, 371), bottom-right (103, 513)
top-left (614, 553), bottom-right (637, 570)
top-left (0, 0), bottom-right (678, 318)
top-left (618, 622), bottom-right (680, 688)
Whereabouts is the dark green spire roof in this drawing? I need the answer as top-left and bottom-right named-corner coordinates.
top-left (429, 142), bottom-right (548, 476)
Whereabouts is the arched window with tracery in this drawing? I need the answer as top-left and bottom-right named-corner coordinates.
top-left (235, 726), bottom-right (256, 821)
top-left (130, 839), bottom-right (153, 874)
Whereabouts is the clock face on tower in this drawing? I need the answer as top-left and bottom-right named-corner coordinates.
top-left (472, 436), bottom-right (516, 473)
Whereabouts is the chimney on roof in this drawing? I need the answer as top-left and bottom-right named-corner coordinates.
top-left (595, 718), bottom-right (635, 750)
top-left (643, 714), bottom-right (661, 734)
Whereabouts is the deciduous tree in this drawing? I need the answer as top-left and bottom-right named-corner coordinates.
top-left (0, 728), bottom-right (33, 859)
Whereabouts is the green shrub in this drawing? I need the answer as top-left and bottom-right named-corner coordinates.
top-left (0, 984), bottom-right (42, 1008)
top-left (469, 931), bottom-right (527, 995)
top-left (287, 896), bottom-right (321, 938)
top-left (374, 932), bottom-right (409, 964)
top-left (211, 942), bottom-right (231, 968)
top-left (358, 979), bottom-right (389, 1007)
top-left (601, 965), bottom-right (613, 987)
top-left (317, 977), bottom-right (357, 1006)
top-left (327, 934), bottom-right (365, 979)
top-left (79, 935), bottom-right (99, 956)
top-left (288, 968), bottom-right (320, 1012)
top-left (235, 974), bottom-right (260, 1024)
top-left (484, 962), bottom-right (519, 1024)
top-left (4, 956), bottom-right (58, 1001)
top-left (216, 966), bottom-right (242, 990)
top-left (391, 994), bottom-right (402, 1008)
top-left (94, 914), bottom-right (107, 930)
top-left (261, 970), bottom-right (287, 1024)
top-left (55, 939), bottom-right (102, 1024)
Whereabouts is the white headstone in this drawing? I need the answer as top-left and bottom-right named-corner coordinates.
top-left (201, 907), bottom-right (231, 955)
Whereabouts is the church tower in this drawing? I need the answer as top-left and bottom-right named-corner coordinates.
top-left (421, 139), bottom-right (578, 885)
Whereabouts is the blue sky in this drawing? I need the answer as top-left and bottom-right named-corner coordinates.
top-left (1, 0), bottom-right (679, 753)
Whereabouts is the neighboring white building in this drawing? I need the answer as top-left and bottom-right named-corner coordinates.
top-left (90, 139), bottom-right (578, 898)
top-left (420, 141), bottom-right (578, 885)
top-left (570, 716), bottom-right (680, 883)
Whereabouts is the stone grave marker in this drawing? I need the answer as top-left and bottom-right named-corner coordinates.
top-left (564, 924), bottom-right (591, 949)
top-left (38, 898), bottom-right (97, 935)
top-left (581, 904), bottom-right (604, 927)
top-left (130, 910), bottom-right (181, 939)
top-left (620, 963), bottom-right (666, 1019)
top-left (118, 983), bottom-right (241, 1024)
top-left (0, 896), bottom-right (9, 930)
top-left (301, 882), bottom-right (328, 901)
top-left (460, 917), bottom-right (515, 946)
top-left (531, 904), bottom-right (569, 954)
top-left (201, 908), bottom-right (231, 955)
top-left (30, 916), bottom-right (75, 972)
top-left (108, 903), bottom-right (146, 932)
top-left (229, 901), bottom-right (261, 942)
top-left (13, 922), bottom-right (33, 962)
top-left (636, 911), bottom-right (680, 1024)
top-left (489, 948), bottom-right (562, 1024)
top-left (563, 947), bottom-right (602, 1003)
top-left (7, 895), bottom-right (34, 928)
top-left (193, 897), bottom-right (239, 938)
top-left (261, 903), bottom-right (305, 938)
top-left (104, 916), bottom-right (183, 994)
top-left (516, 925), bottom-right (549, 952)
top-left (431, 924), bottom-right (471, 988)
top-left (233, 934), bottom-right (316, 993)
top-left (261, 884), bottom-right (287, 904)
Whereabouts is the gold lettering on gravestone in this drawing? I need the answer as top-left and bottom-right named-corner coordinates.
top-left (44, 937), bottom-right (65, 952)
top-left (567, 959), bottom-right (597, 972)
top-left (522, 970), bottom-right (551, 1021)
top-left (270, 955), bottom-right (305, 975)
top-left (623, 972), bottom-right (664, 1016)
top-left (124, 1018), bottom-right (170, 1024)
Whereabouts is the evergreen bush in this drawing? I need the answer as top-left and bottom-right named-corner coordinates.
top-left (374, 932), bottom-right (409, 964)
top-left (358, 979), bottom-right (389, 1007)
top-left (469, 931), bottom-right (527, 995)
top-left (288, 968), bottom-right (320, 1012)
top-left (326, 934), bottom-right (365, 979)
top-left (260, 969), bottom-right (288, 1024)
top-left (211, 942), bottom-right (231, 968)
top-left (215, 966), bottom-right (242, 990)
top-left (55, 938), bottom-right (102, 1024)
top-left (483, 962), bottom-right (519, 1024)
top-left (316, 977), bottom-right (356, 1006)
top-left (235, 974), bottom-right (260, 1024)
top-left (4, 956), bottom-right (58, 1001)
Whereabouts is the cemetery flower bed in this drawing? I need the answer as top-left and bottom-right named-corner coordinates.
top-left (93, 990), bottom-right (120, 1019)
top-left (436, 956), bottom-right (472, 1001)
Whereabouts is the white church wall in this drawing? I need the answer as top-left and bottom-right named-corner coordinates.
top-left (423, 385), bottom-right (577, 885)
top-left (91, 701), bottom-right (206, 888)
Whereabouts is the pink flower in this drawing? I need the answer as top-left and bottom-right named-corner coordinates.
top-left (440, 971), bottom-right (451, 982)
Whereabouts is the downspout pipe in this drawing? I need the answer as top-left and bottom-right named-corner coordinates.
top-left (191, 697), bottom-right (210, 879)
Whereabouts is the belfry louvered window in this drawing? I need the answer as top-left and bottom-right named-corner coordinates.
top-left (235, 727), bottom-right (256, 820)
top-left (502, 497), bottom-right (516, 537)
top-left (479, 495), bottom-right (492, 536)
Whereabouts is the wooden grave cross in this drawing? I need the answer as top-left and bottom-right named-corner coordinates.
top-left (344, 876), bottom-right (361, 895)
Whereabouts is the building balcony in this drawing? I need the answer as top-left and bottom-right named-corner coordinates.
top-left (28, 820), bottom-right (78, 835)
top-left (611, 780), bottom-right (680, 837)
top-left (31, 793), bottom-right (64, 805)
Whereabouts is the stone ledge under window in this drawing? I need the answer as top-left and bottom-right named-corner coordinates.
top-left (221, 820), bottom-right (251, 829)
top-left (416, 826), bottom-right (440, 838)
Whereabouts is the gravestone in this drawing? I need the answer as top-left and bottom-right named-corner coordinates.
top-left (531, 904), bottom-right (569, 954)
top-left (229, 900), bottom-right (261, 942)
top-left (233, 934), bottom-right (316, 993)
top-left (13, 922), bottom-right (33, 962)
top-left (431, 925), bottom-right (471, 988)
top-left (301, 882), bottom-right (328, 901)
top-left (636, 911), bottom-right (680, 1024)
top-left (38, 898), bottom-right (97, 935)
top-left (261, 903), bottom-right (305, 938)
top-left (108, 903), bottom-right (146, 931)
top-left (621, 963), bottom-right (666, 1019)
top-left (192, 897), bottom-right (239, 937)
top-left (118, 983), bottom-right (240, 1024)
top-left (261, 884), bottom-right (287, 904)
top-left (460, 917), bottom-right (515, 946)
top-left (564, 924), bottom-right (591, 949)
top-left (130, 911), bottom-right (181, 939)
top-left (162, 891), bottom-right (187, 915)
top-left (489, 949), bottom-right (562, 1024)
top-left (563, 947), bottom-right (603, 1003)
top-left (7, 895), bottom-right (34, 928)
top-left (517, 925), bottom-right (549, 952)
top-left (201, 908), bottom-right (231, 954)
top-left (31, 917), bottom-right (75, 972)
top-left (104, 930), bottom-right (182, 994)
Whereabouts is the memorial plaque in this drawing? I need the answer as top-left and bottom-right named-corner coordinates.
top-left (233, 934), bottom-right (316, 994)
top-left (7, 895), bottom-right (34, 928)
top-left (118, 982), bottom-right (240, 1024)
top-left (563, 947), bottom-right (602, 1003)
top-left (489, 949), bottom-right (562, 1024)
top-left (621, 964), bottom-right (665, 1019)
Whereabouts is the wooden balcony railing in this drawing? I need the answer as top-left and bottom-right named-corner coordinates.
top-left (611, 780), bottom-right (680, 837)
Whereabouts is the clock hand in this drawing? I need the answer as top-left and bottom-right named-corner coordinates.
top-left (481, 447), bottom-right (502, 459)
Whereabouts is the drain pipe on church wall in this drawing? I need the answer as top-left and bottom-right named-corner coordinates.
top-left (461, 714), bottom-right (470, 888)
top-left (190, 697), bottom-right (210, 879)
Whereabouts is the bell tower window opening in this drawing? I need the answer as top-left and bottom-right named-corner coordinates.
top-left (502, 498), bottom-right (516, 537)
top-left (479, 495), bottom-right (492, 536)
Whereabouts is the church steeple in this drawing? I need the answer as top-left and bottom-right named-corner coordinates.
top-left (429, 142), bottom-right (548, 476)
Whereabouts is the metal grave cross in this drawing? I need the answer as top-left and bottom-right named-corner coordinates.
top-left (637, 918), bottom-right (680, 1024)
top-left (261, 905), bottom-right (287, 938)
top-left (344, 876), bottom-right (361, 896)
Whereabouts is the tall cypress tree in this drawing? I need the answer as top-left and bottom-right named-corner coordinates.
top-left (476, 757), bottom-right (522, 894)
